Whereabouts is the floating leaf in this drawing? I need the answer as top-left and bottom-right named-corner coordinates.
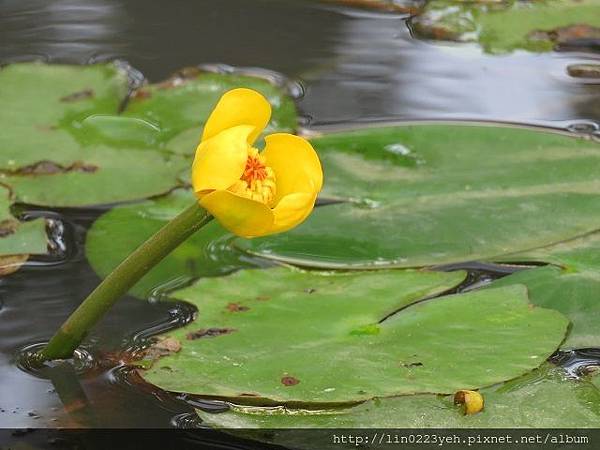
top-left (239, 124), bottom-right (600, 268)
top-left (491, 232), bottom-right (600, 349)
top-left (411, 0), bottom-right (600, 53)
top-left (124, 70), bottom-right (298, 157)
top-left (0, 185), bottom-right (47, 260)
top-left (139, 267), bottom-right (568, 404)
top-left (0, 63), bottom-right (297, 206)
top-left (196, 364), bottom-right (600, 433)
top-left (86, 190), bottom-right (255, 299)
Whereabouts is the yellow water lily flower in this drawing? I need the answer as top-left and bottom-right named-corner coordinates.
top-left (192, 88), bottom-right (323, 238)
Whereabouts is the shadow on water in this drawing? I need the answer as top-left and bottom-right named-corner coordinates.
top-left (1, 0), bottom-right (600, 437)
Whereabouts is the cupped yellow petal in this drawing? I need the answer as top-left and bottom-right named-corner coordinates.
top-left (192, 125), bottom-right (253, 193)
top-left (202, 88), bottom-right (271, 145)
top-left (262, 133), bottom-right (323, 204)
top-left (268, 191), bottom-right (317, 235)
top-left (199, 190), bottom-right (274, 238)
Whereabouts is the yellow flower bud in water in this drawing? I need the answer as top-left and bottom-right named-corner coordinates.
top-left (192, 88), bottom-right (323, 238)
top-left (454, 390), bottom-right (484, 415)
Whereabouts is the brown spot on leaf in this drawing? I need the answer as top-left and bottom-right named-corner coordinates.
top-left (132, 89), bottom-right (152, 100)
top-left (226, 302), bottom-right (250, 312)
top-left (0, 220), bottom-right (18, 237)
top-left (238, 392), bottom-right (259, 397)
top-left (154, 337), bottom-right (181, 353)
top-left (13, 160), bottom-right (98, 176)
top-left (400, 362), bottom-right (423, 368)
top-left (186, 327), bottom-right (236, 340)
top-left (60, 89), bottom-right (95, 102)
top-left (156, 67), bottom-right (202, 90)
top-left (140, 336), bottom-right (182, 366)
top-left (0, 254), bottom-right (29, 276)
top-left (255, 295), bottom-right (270, 301)
top-left (529, 24), bottom-right (600, 45)
top-left (304, 288), bottom-right (317, 294)
top-left (281, 376), bottom-right (300, 386)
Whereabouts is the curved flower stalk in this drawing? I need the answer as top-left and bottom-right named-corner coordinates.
top-left (40, 89), bottom-right (322, 361)
top-left (193, 88), bottom-right (322, 238)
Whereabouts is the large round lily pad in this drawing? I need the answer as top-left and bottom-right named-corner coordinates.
top-left (491, 232), bottom-right (600, 349)
top-left (86, 190), bottom-right (256, 299)
top-left (197, 364), bottom-right (600, 431)
top-left (140, 267), bottom-right (568, 404)
top-left (239, 124), bottom-right (600, 268)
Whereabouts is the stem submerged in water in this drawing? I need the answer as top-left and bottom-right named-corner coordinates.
top-left (40, 202), bottom-right (213, 361)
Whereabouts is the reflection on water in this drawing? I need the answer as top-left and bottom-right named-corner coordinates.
top-left (1, 0), bottom-right (598, 125)
top-left (1, 0), bottom-right (600, 432)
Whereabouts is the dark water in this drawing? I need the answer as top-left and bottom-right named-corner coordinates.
top-left (1, 0), bottom-right (600, 436)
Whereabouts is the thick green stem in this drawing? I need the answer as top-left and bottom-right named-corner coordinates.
top-left (40, 202), bottom-right (212, 361)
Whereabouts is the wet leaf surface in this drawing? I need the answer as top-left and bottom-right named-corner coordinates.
top-left (196, 364), bottom-right (600, 434)
top-left (239, 124), bottom-right (600, 269)
top-left (491, 232), bottom-right (600, 349)
top-left (411, 0), bottom-right (600, 53)
top-left (0, 63), bottom-right (296, 207)
top-left (1, 62), bottom-right (296, 267)
top-left (0, 185), bottom-right (47, 259)
top-left (139, 267), bottom-right (568, 404)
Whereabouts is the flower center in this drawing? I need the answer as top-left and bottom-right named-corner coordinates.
top-left (228, 148), bottom-right (276, 205)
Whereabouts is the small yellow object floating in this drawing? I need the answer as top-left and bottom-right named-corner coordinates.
top-left (454, 390), bottom-right (484, 415)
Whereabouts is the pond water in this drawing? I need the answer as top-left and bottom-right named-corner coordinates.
top-left (1, 0), bottom-right (600, 442)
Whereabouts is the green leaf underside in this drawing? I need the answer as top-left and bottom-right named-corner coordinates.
top-left (0, 185), bottom-right (47, 257)
top-left (412, 0), bottom-right (600, 54)
top-left (0, 63), bottom-right (296, 207)
top-left (196, 365), bottom-right (600, 433)
top-left (85, 190), bottom-right (255, 299)
top-left (140, 267), bottom-right (568, 404)
top-left (491, 232), bottom-right (600, 349)
top-left (238, 124), bottom-right (600, 269)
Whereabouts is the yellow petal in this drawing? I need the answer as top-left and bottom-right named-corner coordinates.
top-left (268, 192), bottom-right (317, 235)
top-left (192, 125), bottom-right (252, 193)
top-left (202, 88), bottom-right (271, 145)
top-left (199, 190), bottom-right (274, 238)
top-left (262, 133), bottom-right (323, 204)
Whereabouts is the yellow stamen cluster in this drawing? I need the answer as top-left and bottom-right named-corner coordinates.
top-left (228, 148), bottom-right (276, 205)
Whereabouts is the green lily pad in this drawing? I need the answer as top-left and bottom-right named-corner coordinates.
top-left (239, 124), bottom-right (600, 268)
top-left (0, 63), bottom-right (297, 206)
top-left (0, 185), bottom-right (47, 260)
top-left (196, 364), bottom-right (600, 434)
top-left (86, 189), bottom-right (255, 299)
top-left (0, 181), bottom-right (45, 274)
top-left (411, 0), bottom-right (600, 54)
top-left (139, 267), bottom-right (568, 404)
top-left (491, 232), bottom-right (600, 349)
top-left (124, 69), bottom-right (298, 156)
